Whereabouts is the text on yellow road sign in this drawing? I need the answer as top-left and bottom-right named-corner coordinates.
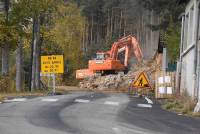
top-left (41, 55), bottom-right (64, 74)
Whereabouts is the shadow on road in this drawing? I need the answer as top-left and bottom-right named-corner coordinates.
top-left (27, 92), bottom-right (108, 133)
top-left (118, 96), bottom-right (200, 134)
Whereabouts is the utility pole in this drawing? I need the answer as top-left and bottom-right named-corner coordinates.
top-left (160, 32), bottom-right (168, 72)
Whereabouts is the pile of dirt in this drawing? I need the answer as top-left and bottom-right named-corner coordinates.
top-left (79, 59), bottom-right (160, 91)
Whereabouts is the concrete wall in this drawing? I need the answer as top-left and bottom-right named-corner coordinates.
top-left (181, 49), bottom-right (195, 96)
top-left (179, 0), bottom-right (200, 99)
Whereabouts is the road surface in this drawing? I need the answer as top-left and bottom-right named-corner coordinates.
top-left (0, 91), bottom-right (200, 134)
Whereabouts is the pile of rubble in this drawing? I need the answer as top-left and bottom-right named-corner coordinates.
top-left (79, 60), bottom-right (160, 91)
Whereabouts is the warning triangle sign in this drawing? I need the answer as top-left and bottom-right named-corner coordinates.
top-left (133, 72), bottom-right (151, 88)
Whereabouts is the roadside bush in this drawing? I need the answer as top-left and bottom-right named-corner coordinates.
top-left (0, 66), bottom-right (16, 93)
top-left (0, 75), bottom-right (15, 93)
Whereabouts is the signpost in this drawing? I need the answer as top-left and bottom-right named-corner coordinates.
top-left (40, 55), bottom-right (64, 95)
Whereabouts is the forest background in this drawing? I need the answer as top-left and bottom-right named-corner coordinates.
top-left (0, 0), bottom-right (186, 92)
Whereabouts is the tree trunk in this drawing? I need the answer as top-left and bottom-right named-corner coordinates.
top-left (35, 37), bottom-right (41, 90)
top-left (86, 22), bottom-right (89, 52)
top-left (90, 15), bottom-right (94, 45)
top-left (16, 39), bottom-right (23, 92)
top-left (119, 9), bottom-right (123, 37)
top-left (31, 16), bottom-right (40, 91)
top-left (111, 8), bottom-right (113, 37)
top-left (123, 9), bottom-right (127, 37)
top-left (82, 23), bottom-right (85, 53)
top-left (2, 44), bottom-right (9, 75)
top-left (106, 10), bottom-right (110, 39)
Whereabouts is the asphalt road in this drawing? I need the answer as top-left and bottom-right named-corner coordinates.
top-left (0, 91), bottom-right (200, 134)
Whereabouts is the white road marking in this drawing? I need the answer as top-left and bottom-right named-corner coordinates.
top-left (4, 98), bottom-right (27, 102)
top-left (104, 101), bottom-right (119, 106)
top-left (41, 98), bottom-right (58, 102)
top-left (74, 99), bottom-right (90, 103)
top-left (112, 127), bottom-right (122, 134)
top-left (145, 97), bottom-right (153, 104)
top-left (137, 104), bottom-right (152, 108)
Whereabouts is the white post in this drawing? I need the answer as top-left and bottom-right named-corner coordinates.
top-left (162, 48), bottom-right (167, 72)
top-left (194, 100), bottom-right (200, 112)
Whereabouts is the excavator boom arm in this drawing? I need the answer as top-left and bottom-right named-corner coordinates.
top-left (110, 35), bottom-right (143, 67)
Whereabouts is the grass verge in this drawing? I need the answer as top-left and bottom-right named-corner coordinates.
top-left (160, 95), bottom-right (200, 117)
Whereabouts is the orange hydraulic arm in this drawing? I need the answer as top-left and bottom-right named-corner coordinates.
top-left (109, 35), bottom-right (143, 67)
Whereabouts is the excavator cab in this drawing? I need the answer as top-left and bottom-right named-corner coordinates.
top-left (96, 52), bottom-right (109, 60)
top-left (96, 53), bottom-right (105, 60)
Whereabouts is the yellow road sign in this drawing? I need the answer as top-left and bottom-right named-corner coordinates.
top-left (41, 55), bottom-right (64, 74)
top-left (133, 72), bottom-right (151, 88)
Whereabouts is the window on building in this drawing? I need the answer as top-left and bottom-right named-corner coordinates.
top-left (188, 6), bottom-right (194, 46)
top-left (198, 12), bottom-right (200, 40)
top-left (184, 13), bottom-right (189, 50)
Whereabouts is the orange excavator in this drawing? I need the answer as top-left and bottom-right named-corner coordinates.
top-left (76, 35), bottom-right (143, 79)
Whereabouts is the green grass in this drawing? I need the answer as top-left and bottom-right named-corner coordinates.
top-left (160, 96), bottom-right (200, 117)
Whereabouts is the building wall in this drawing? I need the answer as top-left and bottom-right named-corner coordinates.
top-left (196, 0), bottom-right (200, 101)
top-left (180, 0), bottom-right (198, 98)
top-left (181, 49), bottom-right (195, 96)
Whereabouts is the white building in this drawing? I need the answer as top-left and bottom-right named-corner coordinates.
top-left (179, 0), bottom-right (200, 111)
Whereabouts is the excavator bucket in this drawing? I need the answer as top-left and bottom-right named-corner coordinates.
top-left (76, 69), bottom-right (94, 80)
